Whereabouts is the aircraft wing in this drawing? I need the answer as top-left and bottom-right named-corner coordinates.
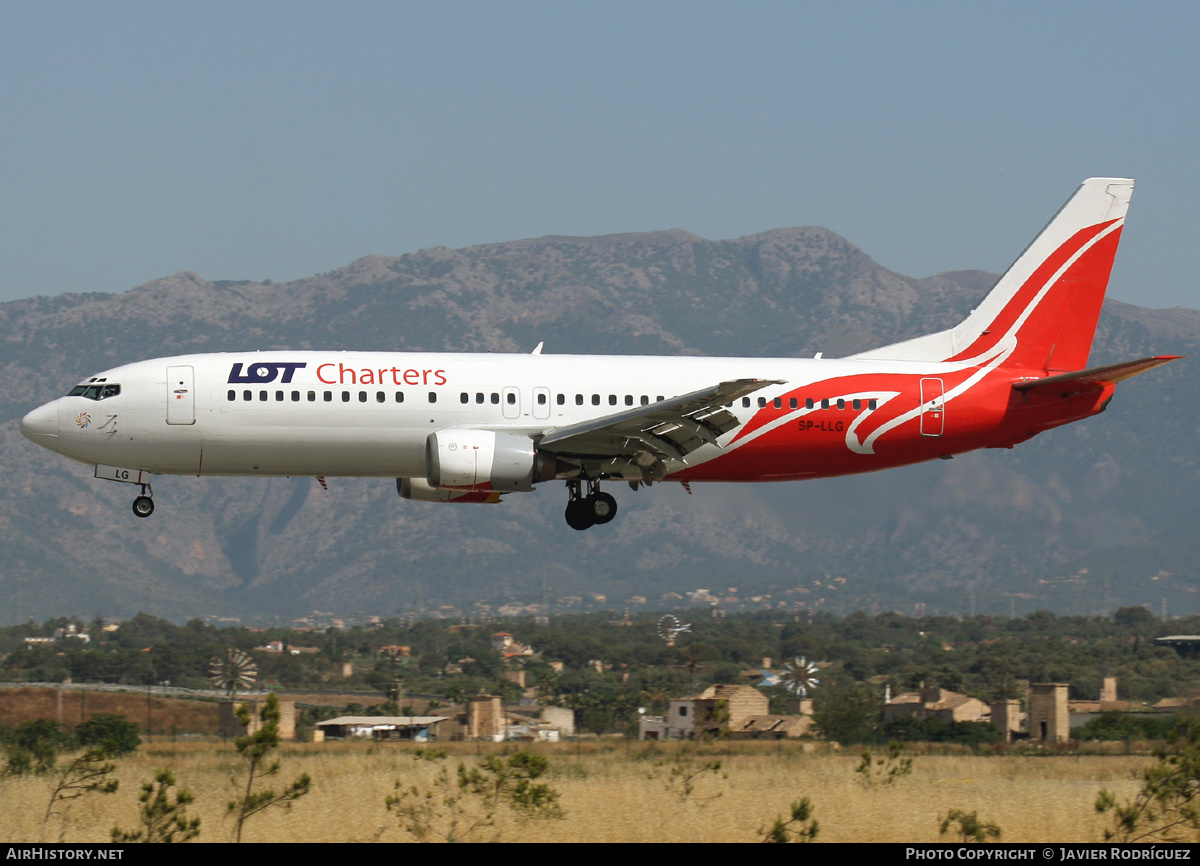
top-left (1013, 356), bottom-right (1182, 396)
top-left (538, 379), bottom-right (780, 476)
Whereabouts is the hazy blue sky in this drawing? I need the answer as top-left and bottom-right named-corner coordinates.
top-left (3, 1), bottom-right (1198, 308)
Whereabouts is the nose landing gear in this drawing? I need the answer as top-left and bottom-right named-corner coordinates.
top-left (564, 480), bottom-right (617, 530)
top-left (131, 484), bottom-right (154, 518)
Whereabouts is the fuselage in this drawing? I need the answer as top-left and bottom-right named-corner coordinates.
top-left (20, 349), bottom-right (1110, 484)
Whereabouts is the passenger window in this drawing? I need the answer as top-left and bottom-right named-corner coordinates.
top-left (274, 391), bottom-right (283, 401)
top-left (358, 391), bottom-right (367, 403)
top-left (244, 390), bottom-right (252, 401)
top-left (625, 395), bottom-right (633, 406)
top-left (491, 393), bottom-right (499, 404)
top-left (742, 397), bottom-right (751, 408)
top-left (506, 392), bottom-right (515, 404)
top-left (308, 391), bottom-right (316, 402)
top-left (608, 395), bottom-right (617, 406)
top-left (837, 399), bottom-right (845, 410)
top-left (773, 397), bottom-right (782, 409)
top-left (395, 392), bottom-right (404, 403)
top-left (789, 397), bottom-right (797, 409)
top-left (556, 394), bottom-right (565, 405)
top-left (592, 395), bottom-right (600, 406)
top-left (428, 392), bottom-right (438, 403)
top-left (341, 391), bottom-right (350, 403)
top-left (757, 397), bottom-right (767, 408)
top-left (476, 393), bottom-right (485, 404)
top-left (869, 399), bottom-right (878, 410)
top-left (538, 393), bottom-right (547, 405)
top-left (228, 390), bottom-right (236, 401)
top-left (259, 391), bottom-right (267, 401)
top-left (821, 399), bottom-right (829, 409)
top-left (641, 396), bottom-right (649, 405)
top-left (805, 398), bottom-right (814, 410)
top-left (291, 391), bottom-right (300, 402)
top-left (376, 391), bottom-right (385, 403)
top-left (324, 391), bottom-right (332, 402)
top-left (460, 392), bottom-right (469, 404)
top-left (852, 399), bottom-right (861, 410)
top-left (575, 394), bottom-right (583, 405)
top-left (657, 396), bottom-right (664, 402)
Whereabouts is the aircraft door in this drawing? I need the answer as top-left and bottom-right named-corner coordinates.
top-left (533, 387), bottom-right (551, 420)
top-left (920, 377), bottom-right (944, 437)
top-left (166, 365), bottom-right (196, 425)
top-left (502, 386), bottom-right (521, 420)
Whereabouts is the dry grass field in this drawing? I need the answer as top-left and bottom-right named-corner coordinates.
top-left (0, 740), bottom-right (1152, 843)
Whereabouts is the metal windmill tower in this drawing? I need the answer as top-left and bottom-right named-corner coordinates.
top-left (209, 649), bottom-right (258, 698)
top-left (779, 657), bottom-right (820, 697)
top-left (656, 615), bottom-right (692, 648)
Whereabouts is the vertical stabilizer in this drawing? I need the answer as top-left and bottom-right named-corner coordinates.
top-left (853, 178), bottom-right (1133, 371)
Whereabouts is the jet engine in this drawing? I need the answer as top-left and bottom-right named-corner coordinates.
top-left (425, 430), bottom-right (558, 492)
top-left (396, 478), bottom-right (503, 503)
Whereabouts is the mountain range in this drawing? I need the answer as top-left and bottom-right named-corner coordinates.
top-left (1, 227), bottom-right (1197, 623)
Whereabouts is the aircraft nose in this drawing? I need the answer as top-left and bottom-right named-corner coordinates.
top-left (20, 401), bottom-right (59, 451)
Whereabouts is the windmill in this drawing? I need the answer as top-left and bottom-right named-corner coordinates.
top-left (656, 615), bottom-right (692, 647)
top-left (779, 657), bottom-right (820, 697)
top-left (209, 649), bottom-right (258, 698)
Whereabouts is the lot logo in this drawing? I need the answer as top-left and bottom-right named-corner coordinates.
top-left (227, 362), bottom-right (307, 384)
top-left (75, 412), bottom-right (91, 428)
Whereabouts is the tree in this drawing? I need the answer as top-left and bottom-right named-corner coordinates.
top-left (650, 756), bottom-right (727, 803)
top-left (387, 749), bottom-right (564, 842)
top-left (112, 769), bottom-right (201, 843)
top-left (760, 796), bottom-right (819, 843)
top-left (471, 752), bottom-right (565, 819)
top-left (812, 681), bottom-right (880, 745)
top-left (3, 719), bottom-right (75, 776)
top-left (76, 713), bottom-right (141, 756)
top-left (855, 741), bottom-right (913, 787)
top-left (227, 694), bottom-right (311, 843)
top-left (41, 745), bottom-right (120, 841)
top-left (1096, 717), bottom-right (1200, 842)
top-left (940, 809), bottom-right (1001, 843)
top-left (1113, 606), bottom-right (1157, 629)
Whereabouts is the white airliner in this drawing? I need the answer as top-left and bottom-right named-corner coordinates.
top-left (20, 178), bottom-right (1179, 529)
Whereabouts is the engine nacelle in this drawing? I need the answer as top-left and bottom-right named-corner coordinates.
top-left (425, 430), bottom-right (556, 492)
top-left (396, 478), bottom-right (503, 504)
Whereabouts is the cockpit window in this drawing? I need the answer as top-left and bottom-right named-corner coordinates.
top-left (66, 384), bottom-right (120, 400)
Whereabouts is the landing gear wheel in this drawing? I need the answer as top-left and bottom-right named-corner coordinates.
top-left (590, 492), bottom-right (617, 524)
top-left (565, 499), bottom-right (595, 530)
top-left (132, 496), bottom-right (154, 518)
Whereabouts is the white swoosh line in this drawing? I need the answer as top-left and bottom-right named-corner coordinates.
top-left (855, 218), bottom-right (1125, 453)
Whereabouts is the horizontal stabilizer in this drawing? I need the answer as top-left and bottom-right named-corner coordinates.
top-left (1013, 356), bottom-right (1182, 396)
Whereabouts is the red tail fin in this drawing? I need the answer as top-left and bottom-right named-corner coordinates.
top-left (854, 178), bottom-right (1133, 372)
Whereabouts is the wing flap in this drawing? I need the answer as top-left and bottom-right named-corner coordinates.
top-left (1013, 355), bottom-right (1182, 395)
top-left (539, 378), bottom-right (780, 463)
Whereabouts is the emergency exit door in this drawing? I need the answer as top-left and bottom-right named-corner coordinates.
top-left (166, 366), bottom-right (196, 425)
top-left (920, 377), bottom-right (944, 437)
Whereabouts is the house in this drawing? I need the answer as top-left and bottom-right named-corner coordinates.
top-left (884, 686), bottom-right (988, 724)
top-left (491, 632), bottom-right (534, 658)
top-left (639, 684), bottom-right (811, 740)
top-left (315, 715), bottom-right (447, 742)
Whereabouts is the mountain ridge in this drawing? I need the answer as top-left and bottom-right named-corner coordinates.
top-left (1, 226), bottom-right (1195, 623)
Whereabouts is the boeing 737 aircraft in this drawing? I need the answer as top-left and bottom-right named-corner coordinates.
top-left (19, 178), bottom-right (1180, 529)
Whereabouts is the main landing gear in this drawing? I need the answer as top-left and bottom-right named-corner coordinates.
top-left (564, 480), bottom-right (617, 531)
top-left (131, 484), bottom-right (154, 518)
